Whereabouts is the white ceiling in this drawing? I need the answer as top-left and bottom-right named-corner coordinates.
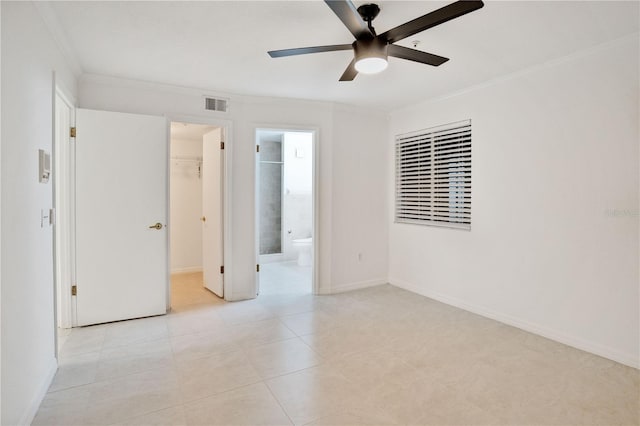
top-left (49, 1), bottom-right (638, 111)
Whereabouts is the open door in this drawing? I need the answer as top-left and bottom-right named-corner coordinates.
top-left (202, 128), bottom-right (224, 297)
top-left (75, 108), bottom-right (168, 326)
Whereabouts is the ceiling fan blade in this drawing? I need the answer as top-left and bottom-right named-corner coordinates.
top-left (268, 44), bottom-right (353, 58)
top-left (339, 59), bottom-right (358, 81)
top-left (388, 45), bottom-right (449, 66)
top-left (380, 0), bottom-right (484, 44)
top-left (324, 0), bottom-right (372, 40)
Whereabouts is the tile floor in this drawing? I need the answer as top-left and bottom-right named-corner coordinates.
top-left (259, 261), bottom-right (312, 295)
top-left (35, 273), bottom-right (639, 425)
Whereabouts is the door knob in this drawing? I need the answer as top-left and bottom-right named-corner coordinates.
top-left (201, 216), bottom-right (206, 222)
top-left (149, 222), bottom-right (163, 230)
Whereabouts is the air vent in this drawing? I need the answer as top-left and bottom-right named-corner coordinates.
top-left (204, 97), bottom-right (228, 113)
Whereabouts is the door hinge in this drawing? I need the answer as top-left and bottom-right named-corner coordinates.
top-left (220, 141), bottom-right (225, 150)
top-left (220, 265), bottom-right (224, 274)
top-left (71, 285), bottom-right (77, 296)
top-left (70, 127), bottom-right (76, 138)
top-left (256, 264), bottom-right (260, 272)
top-left (256, 145), bottom-right (260, 153)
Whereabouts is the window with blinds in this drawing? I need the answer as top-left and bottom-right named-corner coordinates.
top-left (395, 119), bottom-right (471, 230)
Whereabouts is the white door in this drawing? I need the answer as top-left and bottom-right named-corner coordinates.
top-left (76, 108), bottom-right (168, 326)
top-left (54, 92), bottom-right (74, 330)
top-left (202, 128), bottom-right (224, 297)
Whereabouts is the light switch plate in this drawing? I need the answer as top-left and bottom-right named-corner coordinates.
top-left (39, 149), bottom-right (51, 183)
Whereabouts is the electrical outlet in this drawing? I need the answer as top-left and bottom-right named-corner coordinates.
top-left (357, 252), bottom-right (363, 262)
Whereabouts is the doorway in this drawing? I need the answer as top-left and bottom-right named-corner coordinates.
top-left (53, 113), bottom-right (230, 333)
top-left (169, 121), bottom-right (225, 309)
top-left (256, 129), bottom-right (316, 296)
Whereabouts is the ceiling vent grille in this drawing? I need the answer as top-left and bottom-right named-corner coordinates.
top-left (204, 97), bottom-right (228, 113)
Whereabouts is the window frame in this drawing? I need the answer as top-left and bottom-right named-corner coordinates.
top-left (395, 119), bottom-right (472, 230)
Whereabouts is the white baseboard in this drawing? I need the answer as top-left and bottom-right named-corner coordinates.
top-left (170, 266), bottom-right (202, 274)
top-left (390, 278), bottom-right (639, 369)
top-left (327, 278), bottom-right (387, 295)
top-left (19, 357), bottom-right (58, 425)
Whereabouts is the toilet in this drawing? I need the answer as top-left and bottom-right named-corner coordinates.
top-left (292, 237), bottom-right (312, 266)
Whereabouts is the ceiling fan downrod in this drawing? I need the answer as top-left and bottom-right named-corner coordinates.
top-left (357, 3), bottom-right (380, 37)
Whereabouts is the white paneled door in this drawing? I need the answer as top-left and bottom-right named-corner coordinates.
top-left (202, 128), bottom-right (224, 297)
top-left (76, 108), bottom-right (168, 326)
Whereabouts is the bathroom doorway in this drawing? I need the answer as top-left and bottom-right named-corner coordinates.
top-left (255, 129), bottom-right (316, 295)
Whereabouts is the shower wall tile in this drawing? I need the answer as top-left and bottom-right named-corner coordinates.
top-left (259, 141), bottom-right (283, 255)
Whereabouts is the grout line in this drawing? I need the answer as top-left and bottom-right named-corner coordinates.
top-left (263, 379), bottom-right (296, 426)
top-left (110, 403), bottom-right (187, 426)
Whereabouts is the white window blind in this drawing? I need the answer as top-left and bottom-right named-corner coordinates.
top-left (395, 119), bottom-right (471, 230)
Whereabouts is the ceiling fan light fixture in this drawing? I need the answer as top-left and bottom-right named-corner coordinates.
top-left (353, 38), bottom-right (388, 75)
top-left (354, 57), bottom-right (388, 74)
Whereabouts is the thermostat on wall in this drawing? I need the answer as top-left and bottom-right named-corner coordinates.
top-left (39, 149), bottom-right (51, 183)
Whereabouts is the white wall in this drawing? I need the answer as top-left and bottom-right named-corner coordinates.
top-left (331, 105), bottom-right (389, 291)
top-left (1, 2), bottom-right (78, 424)
top-left (170, 138), bottom-right (203, 273)
top-left (78, 74), bottom-right (389, 297)
top-left (283, 132), bottom-right (313, 261)
top-left (284, 132), bottom-right (313, 194)
top-left (388, 35), bottom-right (639, 368)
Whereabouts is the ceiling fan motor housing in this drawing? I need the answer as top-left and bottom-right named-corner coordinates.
top-left (353, 37), bottom-right (388, 62)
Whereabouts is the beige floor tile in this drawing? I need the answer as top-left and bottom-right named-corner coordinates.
top-left (217, 300), bottom-right (276, 325)
top-left (170, 272), bottom-right (222, 310)
top-left (547, 363), bottom-right (640, 425)
top-left (279, 310), bottom-right (340, 336)
top-left (326, 348), bottom-right (422, 393)
top-left (166, 308), bottom-right (226, 337)
top-left (257, 294), bottom-right (319, 317)
top-left (304, 409), bottom-right (398, 426)
top-left (83, 367), bottom-right (183, 426)
top-left (96, 338), bottom-right (174, 381)
top-left (388, 324), bottom-right (506, 387)
top-left (176, 350), bottom-right (262, 403)
top-left (171, 288), bottom-right (219, 309)
top-left (109, 405), bottom-right (187, 426)
top-left (102, 315), bottom-right (169, 349)
top-left (300, 324), bottom-right (392, 361)
top-left (170, 329), bottom-right (240, 362)
top-left (35, 274), bottom-right (639, 426)
top-left (184, 383), bottom-right (292, 425)
top-left (245, 337), bottom-right (322, 379)
top-left (446, 360), bottom-right (557, 424)
top-left (259, 261), bottom-right (312, 296)
top-left (57, 327), bottom-right (73, 351)
top-left (32, 385), bottom-right (92, 426)
top-left (228, 318), bottom-right (297, 349)
top-left (59, 325), bottom-right (107, 357)
top-left (266, 365), bottom-right (374, 425)
top-left (49, 351), bottom-right (100, 392)
top-left (369, 376), bottom-right (503, 425)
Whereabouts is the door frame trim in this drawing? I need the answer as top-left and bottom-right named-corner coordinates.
top-left (53, 83), bottom-right (76, 332)
top-left (167, 114), bottom-right (233, 301)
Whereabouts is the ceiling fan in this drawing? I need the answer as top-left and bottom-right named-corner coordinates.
top-left (268, 0), bottom-right (484, 81)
